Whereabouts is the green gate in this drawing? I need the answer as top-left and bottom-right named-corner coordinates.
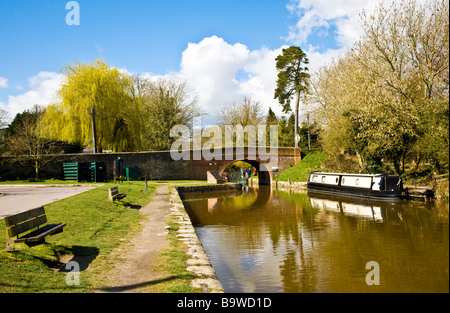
top-left (63, 162), bottom-right (106, 182)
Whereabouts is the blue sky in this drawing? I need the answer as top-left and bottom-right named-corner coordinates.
top-left (0, 0), bottom-right (378, 123)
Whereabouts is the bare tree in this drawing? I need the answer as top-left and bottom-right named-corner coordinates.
top-left (6, 105), bottom-right (58, 179)
top-left (138, 78), bottom-right (203, 151)
top-left (0, 107), bottom-right (9, 129)
top-left (308, 0), bottom-right (449, 174)
top-left (0, 107), bottom-right (10, 156)
top-left (218, 97), bottom-right (264, 127)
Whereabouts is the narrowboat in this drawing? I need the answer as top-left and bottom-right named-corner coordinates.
top-left (307, 172), bottom-right (403, 200)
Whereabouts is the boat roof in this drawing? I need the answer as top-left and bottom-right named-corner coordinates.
top-left (310, 171), bottom-right (392, 177)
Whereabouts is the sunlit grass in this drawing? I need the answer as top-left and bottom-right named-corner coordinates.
top-left (0, 181), bottom-right (154, 292)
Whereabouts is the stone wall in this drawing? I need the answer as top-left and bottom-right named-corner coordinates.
top-left (0, 151), bottom-right (189, 181)
top-left (206, 171), bottom-right (223, 184)
top-left (272, 180), bottom-right (307, 192)
top-left (176, 183), bottom-right (242, 194)
top-left (0, 147), bottom-right (301, 182)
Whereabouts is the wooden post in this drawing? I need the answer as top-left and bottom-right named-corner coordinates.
top-left (113, 161), bottom-right (116, 184)
top-left (91, 107), bottom-right (97, 154)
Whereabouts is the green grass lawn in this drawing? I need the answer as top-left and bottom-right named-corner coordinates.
top-left (0, 181), bottom-right (155, 292)
top-left (274, 150), bottom-right (329, 182)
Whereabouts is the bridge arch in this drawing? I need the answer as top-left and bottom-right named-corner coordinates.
top-left (217, 159), bottom-right (272, 185)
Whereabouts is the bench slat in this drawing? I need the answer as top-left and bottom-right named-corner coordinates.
top-left (4, 207), bottom-right (45, 227)
top-left (109, 186), bottom-right (126, 201)
top-left (15, 223), bottom-right (66, 243)
top-left (7, 215), bottom-right (47, 238)
top-left (110, 186), bottom-right (119, 193)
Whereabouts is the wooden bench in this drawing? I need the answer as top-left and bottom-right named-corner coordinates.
top-left (5, 207), bottom-right (66, 251)
top-left (108, 186), bottom-right (127, 201)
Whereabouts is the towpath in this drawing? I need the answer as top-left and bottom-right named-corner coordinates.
top-left (98, 184), bottom-right (172, 293)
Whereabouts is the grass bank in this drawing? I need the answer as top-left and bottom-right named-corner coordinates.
top-left (0, 181), bottom-right (155, 292)
top-left (274, 150), bottom-right (329, 182)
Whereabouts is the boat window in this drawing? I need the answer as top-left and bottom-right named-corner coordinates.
top-left (336, 178), bottom-right (339, 184)
top-left (321, 176), bottom-right (326, 183)
top-left (356, 178), bottom-right (359, 185)
top-left (342, 178), bottom-right (345, 184)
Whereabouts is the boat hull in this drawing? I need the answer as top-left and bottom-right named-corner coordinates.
top-left (307, 182), bottom-right (403, 200)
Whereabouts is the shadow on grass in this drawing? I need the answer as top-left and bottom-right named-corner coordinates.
top-left (123, 203), bottom-right (142, 210)
top-left (57, 246), bottom-right (100, 272)
top-left (95, 274), bottom-right (193, 292)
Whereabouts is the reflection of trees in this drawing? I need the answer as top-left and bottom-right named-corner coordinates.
top-left (269, 191), bottom-right (319, 292)
top-left (186, 187), bottom-right (323, 292)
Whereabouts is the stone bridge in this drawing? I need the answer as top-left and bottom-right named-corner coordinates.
top-left (184, 147), bottom-right (301, 185)
top-left (0, 147), bottom-right (301, 185)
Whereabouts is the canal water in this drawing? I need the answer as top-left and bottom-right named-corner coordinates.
top-left (180, 186), bottom-right (449, 293)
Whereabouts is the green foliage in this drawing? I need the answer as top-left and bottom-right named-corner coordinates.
top-left (224, 160), bottom-right (255, 173)
top-left (278, 114), bottom-right (295, 147)
top-left (274, 150), bottom-right (329, 182)
top-left (309, 0), bottom-right (449, 174)
top-left (139, 79), bottom-right (202, 151)
top-left (320, 153), bottom-right (364, 173)
top-left (274, 46), bottom-right (310, 113)
top-left (274, 46), bottom-right (311, 149)
top-left (266, 107), bottom-right (277, 126)
top-left (45, 59), bottom-right (142, 152)
top-left (4, 108), bottom-right (41, 137)
top-left (46, 63), bottom-right (202, 153)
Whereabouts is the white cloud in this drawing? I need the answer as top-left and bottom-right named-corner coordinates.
top-left (238, 46), bottom-right (287, 117)
top-left (177, 36), bottom-right (287, 122)
top-left (180, 36), bottom-right (250, 112)
top-left (174, 2), bottom-right (389, 121)
top-left (161, 0), bottom-right (386, 122)
top-left (0, 77), bottom-right (8, 88)
top-left (2, 72), bottom-right (64, 118)
top-left (286, 0), bottom-right (379, 47)
top-left (285, 0), bottom-right (381, 70)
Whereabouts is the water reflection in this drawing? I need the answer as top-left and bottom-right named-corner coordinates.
top-left (307, 191), bottom-right (401, 222)
top-left (181, 186), bottom-right (449, 293)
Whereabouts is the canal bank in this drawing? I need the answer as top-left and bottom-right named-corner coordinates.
top-left (250, 177), bottom-right (307, 193)
top-left (171, 184), bottom-right (231, 293)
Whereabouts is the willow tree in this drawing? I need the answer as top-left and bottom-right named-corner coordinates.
top-left (274, 46), bottom-right (310, 148)
top-left (45, 60), bottom-right (142, 152)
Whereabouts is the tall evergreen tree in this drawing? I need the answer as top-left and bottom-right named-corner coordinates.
top-left (274, 46), bottom-right (310, 148)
